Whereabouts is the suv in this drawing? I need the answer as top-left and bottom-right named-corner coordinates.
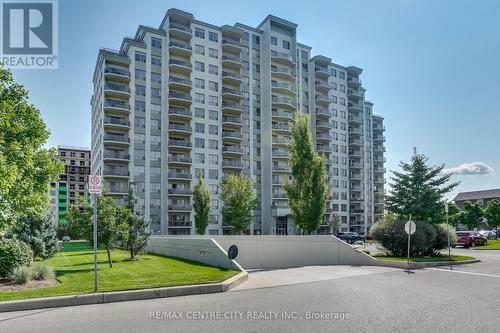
top-left (337, 232), bottom-right (365, 244)
top-left (455, 231), bottom-right (487, 248)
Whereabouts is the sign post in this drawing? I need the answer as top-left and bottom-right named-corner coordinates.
top-left (404, 215), bottom-right (416, 272)
top-left (88, 175), bottom-right (102, 292)
top-left (445, 203), bottom-right (451, 261)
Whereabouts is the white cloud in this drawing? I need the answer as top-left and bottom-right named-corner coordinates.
top-left (445, 162), bottom-right (495, 176)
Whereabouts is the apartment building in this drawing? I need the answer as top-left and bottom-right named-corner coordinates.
top-left (91, 8), bottom-right (386, 236)
top-left (49, 146), bottom-right (91, 224)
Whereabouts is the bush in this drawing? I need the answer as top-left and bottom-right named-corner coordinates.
top-left (371, 214), bottom-right (437, 257)
top-left (9, 266), bottom-right (32, 284)
top-left (0, 239), bottom-right (34, 277)
top-left (433, 224), bottom-right (457, 254)
top-left (31, 264), bottom-right (55, 280)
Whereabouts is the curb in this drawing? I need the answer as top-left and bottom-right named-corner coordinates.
top-left (473, 248), bottom-right (500, 251)
top-left (0, 271), bottom-right (248, 313)
top-left (373, 258), bottom-right (480, 269)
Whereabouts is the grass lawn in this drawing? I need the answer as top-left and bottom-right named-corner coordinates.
top-left (0, 241), bottom-right (237, 302)
top-left (373, 254), bottom-right (475, 262)
top-left (476, 239), bottom-right (500, 250)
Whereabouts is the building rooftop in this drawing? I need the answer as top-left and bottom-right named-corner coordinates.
top-left (453, 189), bottom-right (500, 202)
top-left (57, 145), bottom-right (91, 152)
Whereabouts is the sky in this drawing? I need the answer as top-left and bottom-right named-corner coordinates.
top-left (9, 0), bottom-right (500, 200)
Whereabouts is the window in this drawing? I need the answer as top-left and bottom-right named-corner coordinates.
top-left (151, 88), bottom-right (161, 99)
top-left (209, 95), bottom-right (218, 106)
top-left (151, 37), bottom-right (162, 49)
top-left (252, 35), bottom-right (260, 45)
top-left (209, 48), bottom-right (218, 59)
top-left (195, 78), bottom-right (205, 89)
top-left (194, 153), bottom-right (205, 163)
top-left (195, 122), bottom-right (205, 133)
top-left (195, 107), bottom-right (205, 118)
top-left (195, 61), bottom-right (205, 72)
top-left (208, 139), bottom-right (218, 150)
top-left (135, 52), bottom-right (146, 63)
top-left (282, 40), bottom-right (290, 49)
top-left (135, 69), bottom-right (145, 81)
top-left (271, 36), bottom-right (277, 45)
top-left (209, 169), bottom-right (218, 180)
top-left (209, 31), bottom-right (218, 42)
top-left (135, 117), bottom-right (145, 128)
top-left (135, 85), bottom-right (145, 97)
top-left (301, 50), bottom-right (308, 59)
top-left (209, 110), bottom-right (218, 120)
top-left (208, 155), bottom-right (218, 165)
top-left (195, 44), bottom-right (205, 55)
top-left (209, 81), bottom-right (218, 92)
top-left (209, 125), bottom-right (218, 135)
top-left (151, 72), bottom-right (161, 84)
top-left (135, 101), bottom-right (145, 112)
top-left (195, 93), bottom-right (205, 104)
top-left (195, 27), bottom-right (205, 38)
top-left (209, 64), bottom-right (218, 75)
top-left (339, 71), bottom-right (345, 79)
top-left (151, 56), bottom-right (161, 66)
top-left (195, 138), bottom-right (205, 148)
top-left (151, 119), bottom-right (161, 130)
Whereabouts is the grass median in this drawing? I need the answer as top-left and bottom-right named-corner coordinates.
top-left (475, 239), bottom-right (500, 250)
top-left (0, 241), bottom-right (237, 302)
top-left (373, 254), bottom-right (475, 262)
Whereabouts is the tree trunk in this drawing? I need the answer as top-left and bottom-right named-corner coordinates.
top-left (107, 247), bottom-right (113, 268)
top-left (130, 241), bottom-right (134, 260)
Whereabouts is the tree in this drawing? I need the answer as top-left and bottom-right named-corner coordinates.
top-left (443, 202), bottom-right (462, 227)
top-left (67, 192), bottom-right (127, 267)
top-left (220, 174), bottom-right (258, 234)
top-left (485, 199), bottom-right (500, 228)
top-left (327, 213), bottom-right (342, 235)
top-left (193, 172), bottom-right (211, 235)
top-left (459, 202), bottom-right (484, 230)
top-left (385, 149), bottom-right (459, 223)
top-left (284, 112), bottom-right (329, 234)
top-left (5, 213), bottom-right (58, 259)
top-left (0, 65), bottom-right (62, 230)
top-left (124, 186), bottom-right (150, 260)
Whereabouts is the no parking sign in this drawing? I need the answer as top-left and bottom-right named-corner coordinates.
top-left (88, 175), bottom-right (102, 194)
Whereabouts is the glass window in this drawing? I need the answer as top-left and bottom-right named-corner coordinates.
top-left (135, 69), bottom-right (145, 81)
top-left (209, 48), bottom-right (218, 59)
top-left (282, 40), bottom-right (290, 49)
top-left (195, 93), bottom-right (205, 104)
top-left (151, 55), bottom-right (161, 66)
top-left (195, 61), bottom-right (205, 72)
top-left (209, 95), bottom-right (218, 106)
top-left (195, 44), bottom-right (205, 55)
top-left (209, 125), bottom-right (218, 135)
top-left (209, 169), bottom-right (218, 180)
top-left (209, 81), bottom-right (218, 92)
top-left (208, 139), bottom-right (218, 150)
top-left (151, 88), bottom-right (161, 99)
top-left (209, 110), bottom-right (218, 120)
top-left (195, 27), bottom-right (205, 38)
top-left (270, 36), bottom-right (277, 45)
top-left (151, 72), bottom-right (161, 84)
top-left (135, 85), bottom-right (145, 96)
top-left (209, 64), bottom-right (218, 75)
top-left (135, 52), bottom-right (146, 63)
top-left (195, 138), bottom-right (205, 148)
top-left (195, 122), bottom-right (205, 133)
top-left (151, 37), bottom-right (162, 48)
top-left (195, 107), bottom-right (205, 118)
top-left (209, 31), bottom-right (218, 42)
top-left (195, 78), bottom-right (205, 89)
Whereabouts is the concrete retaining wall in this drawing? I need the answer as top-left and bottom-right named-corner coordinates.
top-left (147, 235), bottom-right (376, 269)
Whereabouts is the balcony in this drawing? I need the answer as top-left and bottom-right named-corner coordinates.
top-left (315, 108), bottom-right (331, 118)
top-left (168, 204), bottom-right (192, 211)
top-left (349, 150), bottom-right (363, 158)
top-left (349, 138), bottom-right (363, 146)
top-left (348, 89), bottom-right (363, 100)
top-left (222, 160), bottom-right (244, 169)
top-left (222, 116), bottom-right (242, 127)
top-left (168, 123), bottom-right (192, 134)
top-left (350, 197), bottom-right (365, 203)
top-left (373, 156), bottom-right (386, 163)
top-left (168, 139), bottom-right (192, 149)
top-left (348, 127), bottom-right (363, 136)
top-left (221, 71), bottom-right (242, 85)
top-left (168, 171), bottom-right (192, 180)
top-left (316, 132), bottom-right (331, 141)
top-left (348, 102), bottom-right (363, 112)
top-left (222, 54), bottom-right (242, 69)
top-left (348, 116), bottom-right (362, 124)
top-left (373, 135), bottom-right (386, 142)
top-left (272, 97), bottom-right (297, 110)
top-left (272, 137), bottom-right (291, 146)
top-left (104, 83), bottom-right (130, 99)
top-left (222, 87), bottom-right (243, 100)
top-left (104, 67), bottom-right (130, 82)
top-left (103, 167), bottom-right (129, 178)
top-left (271, 50), bottom-right (296, 66)
top-left (316, 120), bottom-right (331, 129)
top-left (349, 173), bottom-right (364, 180)
top-left (108, 185), bottom-right (128, 195)
top-left (315, 66), bottom-right (329, 78)
top-left (168, 91), bottom-right (192, 105)
top-left (168, 41), bottom-right (192, 56)
top-left (222, 145), bottom-right (243, 155)
top-left (347, 77), bottom-right (362, 87)
top-left (103, 150), bottom-right (129, 161)
top-left (222, 101), bottom-right (242, 113)
top-left (272, 110), bottom-right (293, 121)
top-left (168, 221), bottom-right (192, 228)
top-left (373, 145), bottom-right (386, 152)
top-left (350, 185), bottom-right (363, 191)
top-left (316, 145), bottom-right (330, 153)
top-left (271, 81), bottom-right (296, 95)
top-left (272, 150), bottom-right (289, 159)
top-left (272, 192), bottom-right (289, 199)
top-left (168, 107), bottom-right (192, 120)
top-left (103, 133), bottom-right (129, 145)
top-left (314, 80), bottom-right (330, 92)
top-left (168, 76), bottom-right (192, 91)
top-left (168, 59), bottom-right (192, 74)
top-left (315, 94), bottom-right (331, 105)
top-left (222, 131), bottom-right (243, 141)
top-left (272, 123), bottom-right (292, 133)
top-left (104, 100), bottom-right (130, 116)
top-left (168, 155), bottom-right (192, 165)
top-left (349, 162), bottom-right (364, 169)
top-left (350, 209), bottom-right (364, 215)
top-left (272, 165), bottom-right (292, 173)
top-left (221, 38), bottom-right (241, 54)
top-left (271, 67), bottom-right (296, 81)
top-left (168, 22), bottom-right (192, 40)
top-left (373, 124), bottom-right (386, 132)
top-left (168, 188), bottom-right (192, 196)
top-left (104, 116), bottom-right (130, 129)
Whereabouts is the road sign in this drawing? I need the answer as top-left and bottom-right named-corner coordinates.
top-left (88, 175), bottom-right (102, 194)
top-left (405, 220), bottom-right (416, 235)
top-left (228, 245), bottom-right (238, 260)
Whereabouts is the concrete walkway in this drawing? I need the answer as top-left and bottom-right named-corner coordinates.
top-left (232, 265), bottom-right (398, 291)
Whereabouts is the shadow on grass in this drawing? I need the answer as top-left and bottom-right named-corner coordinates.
top-left (146, 253), bottom-right (233, 271)
top-left (55, 268), bottom-right (95, 278)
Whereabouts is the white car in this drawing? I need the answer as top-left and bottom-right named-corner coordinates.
top-left (62, 236), bottom-right (71, 242)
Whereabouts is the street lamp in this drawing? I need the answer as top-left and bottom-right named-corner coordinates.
top-left (445, 202), bottom-right (451, 261)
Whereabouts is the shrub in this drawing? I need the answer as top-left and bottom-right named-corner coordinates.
top-left (9, 266), bottom-right (32, 284)
top-left (433, 224), bottom-right (457, 254)
top-left (0, 239), bottom-right (34, 277)
top-left (31, 264), bottom-right (55, 280)
top-left (371, 214), bottom-right (437, 257)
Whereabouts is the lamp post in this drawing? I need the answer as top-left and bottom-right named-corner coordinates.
top-left (445, 203), bottom-right (451, 261)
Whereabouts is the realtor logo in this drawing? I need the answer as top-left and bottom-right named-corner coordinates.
top-left (1, 0), bottom-right (58, 69)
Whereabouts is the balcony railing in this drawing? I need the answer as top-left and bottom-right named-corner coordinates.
top-left (271, 50), bottom-right (296, 62)
top-left (168, 124), bottom-right (191, 132)
top-left (222, 87), bottom-right (242, 96)
top-left (168, 204), bottom-right (192, 210)
top-left (222, 146), bottom-right (242, 153)
top-left (221, 71), bottom-right (242, 79)
top-left (271, 67), bottom-right (296, 77)
top-left (103, 167), bottom-right (129, 176)
top-left (168, 140), bottom-right (192, 147)
top-left (168, 155), bottom-right (192, 163)
top-left (168, 59), bottom-right (192, 68)
top-left (272, 97), bottom-right (297, 107)
top-left (222, 101), bottom-right (242, 110)
top-left (104, 134), bottom-right (129, 143)
top-left (104, 117), bottom-right (130, 126)
top-left (104, 83), bottom-right (130, 93)
top-left (168, 107), bottom-right (192, 117)
top-left (272, 110), bottom-right (293, 119)
top-left (169, 23), bottom-right (192, 33)
top-left (168, 92), bottom-right (192, 101)
top-left (168, 172), bottom-right (192, 179)
top-left (222, 55), bottom-right (241, 63)
top-left (222, 116), bottom-right (242, 124)
top-left (104, 67), bottom-right (130, 77)
top-left (222, 160), bottom-right (243, 168)
top-left (271, 82), bottom-right (296, 91)
top-left (169, 41), bottom-right (192, 51)
top-left (168, 188), bottom-right (192, 195)
top-left (169, 77), bottom-right (192, 85)
top-left (103, 151), bottom-right (129, 160)
top-left (272, 124), bottom-right (292, 131)
top-left (222, 38), bottom-right (240, 46)
top-left (222, 131), bottom-right (242, 139)
top-left (104, 100), bottom-right (130, 110)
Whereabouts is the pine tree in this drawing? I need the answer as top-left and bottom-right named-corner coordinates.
top-left (124, 187), bottom-right (150, 260)
top-left (284, 112), bottom-right (329, 234)
top-left (385, 149), bottom-right (459, 223)
top-left (220, 174), bottom-right (258, 234)
top-left (193, 171), bottom-right (211, 235)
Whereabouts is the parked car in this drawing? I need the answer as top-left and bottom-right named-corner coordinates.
top-left (478, 230), bottom-right (497, 240)
top-left (62, 236), bottom-right (71, 242)
top-left (455, 231), bottom-right (488, 248)
top-left (491, 229), bottom-right (500, 239)
top-left (337, 232), bottom-right (365, 244)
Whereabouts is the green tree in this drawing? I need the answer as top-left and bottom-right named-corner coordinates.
top-left (124, 186), bottom-right (150, 260)
top-left (220, 174), bottom-right (258, 234)
top-left (284, 112), bottom-right (329, 234)
top-left (444, 202), bottom-right (462, 227)
top-left (485, 199), bottom-right (500, 228)
top-left (327, 213), bottom-right (342, 235)
top-left (193, 172), bottom-right (211, 235)
top-left (459, 202), bottom-right (484, 230)
top-left (0, 65), bottom-right (62, 230)
top-left (385, 149), bottom-right (459, 223)
top-left (5, 213), bottom-right (58, 259)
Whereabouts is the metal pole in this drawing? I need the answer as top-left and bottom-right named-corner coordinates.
top-left (407, 214), bottom-right (412, 271)
top-left (446, 204), bottom-right (451, 261)
top-left (93, 193), bottom-right (98, 292)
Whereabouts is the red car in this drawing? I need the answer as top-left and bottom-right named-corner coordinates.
top-left (455, 231), bottom-right (488, 248)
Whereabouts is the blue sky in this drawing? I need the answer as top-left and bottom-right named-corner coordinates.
top-left (10, 0), bottom-right (500, 199)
